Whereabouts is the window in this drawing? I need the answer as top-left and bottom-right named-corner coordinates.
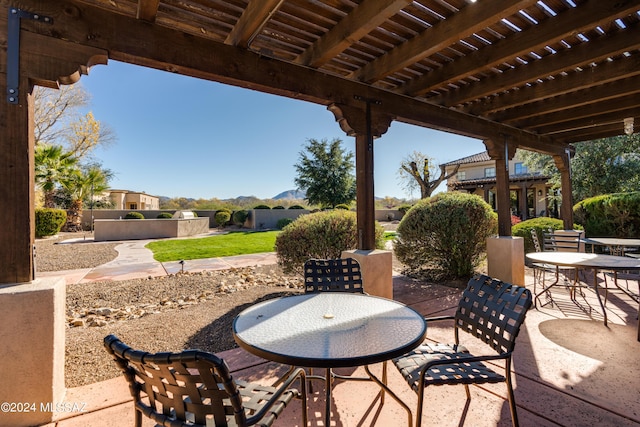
top-left (484, 167), bottom-right (496, 178)
top-left (129, 203), bottom-right (138, 209)
top-left (456, 171), bottom-right (466, 180)
top-left (514, 162), bottom-right (528, 174)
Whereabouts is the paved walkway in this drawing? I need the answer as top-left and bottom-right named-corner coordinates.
top-left (37, 237), bottom-right (279, 284)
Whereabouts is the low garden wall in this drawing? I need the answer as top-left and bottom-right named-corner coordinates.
top-left (94, 218), bottom-right (209, 241)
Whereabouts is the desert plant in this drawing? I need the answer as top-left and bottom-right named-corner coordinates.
top-left (573, 192), bottom-right (640, 237)
top-left (275, 210), bottom-right (384, 274)
top-left (124, 211), bottom-right (145, 219)
top-left (157, 212), bottom-right (173, 219)
top-left (35, 208), bottom-right (67, 237)
top-left (215, 210), bottom-right (231, 227)
top-left (394, 192), bottom-right (497, 280)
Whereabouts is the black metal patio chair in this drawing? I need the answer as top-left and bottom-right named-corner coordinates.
top-left (303, 257), bottom-right (364, 294)
top-left (104, 335), bottom-right (308, 427)
top-left (392, 274), bottom-right (532, 427)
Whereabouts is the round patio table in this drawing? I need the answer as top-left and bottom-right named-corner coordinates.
top-left (581, 237), bottom-right (640, 256)
top-left (233, 292), bottom-right (426, 427)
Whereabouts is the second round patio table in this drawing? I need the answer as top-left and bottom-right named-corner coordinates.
top-left (233, 292), bottom-right (427, 427)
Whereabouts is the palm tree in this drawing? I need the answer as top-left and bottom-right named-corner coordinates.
top-left (61, 164), bottom-right (113, 231)
top-left (34, 144), bottom-right (78, 208)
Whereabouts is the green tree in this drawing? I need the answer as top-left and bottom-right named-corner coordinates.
top-left (397, 151), bottom-right (459, 199)
top-left (520, 135), bottom-right (640, 203)
top-left (34, 144), bottom-right (78, 208)
top-left (60, 163), bottom-right (114, 231)
top-left (294, 138), bottom-right (356, 208)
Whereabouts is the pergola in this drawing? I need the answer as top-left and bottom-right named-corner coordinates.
top-left (2, 0), bottom-right (640, 285)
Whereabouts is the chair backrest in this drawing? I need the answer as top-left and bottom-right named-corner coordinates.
top-left (543, 229), bottom-right (582, 252)
top-left (454, 274), bottom-right (532, 355)
top-left (104, 335), bottom-right (246, 427)
top-left (530, 229), bottom-right (542, 252)
top-left (303, 258), bottom-right (364, 293)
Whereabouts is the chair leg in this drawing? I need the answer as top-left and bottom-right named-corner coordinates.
top-left (416, 384), bottom-right (425, 427)
top-left (505, 360), bottom-right (519, 427)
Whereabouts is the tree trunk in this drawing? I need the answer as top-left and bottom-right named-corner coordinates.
top-left (64, 200), bottom-right (83, 232)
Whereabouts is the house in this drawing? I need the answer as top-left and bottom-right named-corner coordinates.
top-left (108, 190), bottom-right (160, 210)
top-left (443, 151), bottom-right (555, 220)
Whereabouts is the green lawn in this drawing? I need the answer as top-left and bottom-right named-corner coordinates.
top-left (145, 230), bottom-right (279, 262)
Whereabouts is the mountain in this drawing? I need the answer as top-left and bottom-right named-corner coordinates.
top-left (273, 189), bottom-right (306, 200)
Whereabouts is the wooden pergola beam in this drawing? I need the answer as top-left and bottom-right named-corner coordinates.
top-left (224, 0), bottom-right (283, 48)
top-left (18, 1), bottom-right (565, 156)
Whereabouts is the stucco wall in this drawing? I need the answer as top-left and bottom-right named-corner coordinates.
top-left (94, 218), bottom-right (209, 241)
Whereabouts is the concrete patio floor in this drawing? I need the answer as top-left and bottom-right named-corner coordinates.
top-left (41, 270), bottom-right (639, 427)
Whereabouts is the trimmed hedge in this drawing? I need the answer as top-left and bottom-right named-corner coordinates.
top-left (573, 192), bottom-right (640, 237)
top-left (215, 210), bottom-right (231, 227)
top-left (35, 208), bottom-right (67, 238)
top-left (232, 210), bottom-right (249, 226)
top-left (512, 217), bottom-right (576, 254)
top-left (395, 192), bottom-right (497, 280)
top-left (276, 218), bottom-right (294, 229)
top-left (124, 212), bottom-right (145, 219)
top-left (157, 212), bottom-right (173, 218)
top-left (275, 210), bottom-right (384, 274)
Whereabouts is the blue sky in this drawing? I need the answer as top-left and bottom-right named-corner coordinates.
top-left (81, 60), bottom-right (486, 200)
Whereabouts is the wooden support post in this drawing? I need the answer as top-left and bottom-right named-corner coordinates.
top-left (0, 72), bottom-right (36, 284)
top-left (485, 139), bottom-right (514, 237)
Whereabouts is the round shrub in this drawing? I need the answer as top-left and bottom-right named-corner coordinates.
top-left (35, 208), bottom-right (67, 238)
top-left (232, 210), bottom-right (249, 226)
top-left (272, 205), bottom-right (285, 210)
top-left (275, 210), bottom-right (384, 275)
top-left (276, 218), bottom-right (294, 230)
top-left (157, 212), bottom-right (173, 219)
top-left (288, 205), bottom-right (305, 209)
top-left (573, 192), bottom-right (640, 237)
top-left (214, 210), bottom-right (231, 227)
top-left (395, 192), bottom-right (497, 280)
top-left (253, 204), bottom-right (271, 209)
top-left (334, 204), bottom-right (350, 210)
top-left (124, 212), bottom-right (145, 219)
top-left (398, 205), bottom-right (413, 215)
top-left (512, 217), bottom-right (571, 254)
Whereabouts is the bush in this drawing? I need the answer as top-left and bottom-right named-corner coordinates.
top-left (276, 218), bottom-right (294, 229)
top-left (157, 212), bottom-right (173, 219)
top-left (512, 217), bottom-right (571, 254)
top-left (398, 205), bottom-right (413, 215)
top-left (124, 212), bottom-right (145, 219)
top-left (214, 210), bottom-right (231, 227)
top-left (232, 210), bottom-right (249, 226)
top-left (272, 205), bottom-right (285, 209)
top-left (334, 204), bottom-right (350, 210)
top-left (35, 208), bottom-right (67, 238)
top-left (573, 192), bottom-right (640, 237)
top-left (253, 204), bottom-right (271, 209)
top-left (275, 210), bottom-right (384, 274)
top-left (394, 192), bottom-right (497, 280)
top-left (288, 205), bottom-right (305, 209)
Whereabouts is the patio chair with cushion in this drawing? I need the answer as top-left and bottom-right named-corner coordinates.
top-left (104, 334), bottom-right (307, 427)
top-left (303, 258), bottom-right (364, 294)
top-left (392, 274), bottom-right (532, 427)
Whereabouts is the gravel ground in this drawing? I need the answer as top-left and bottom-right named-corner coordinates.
top-left (35, 233), bottom-right (306, 388)
top-left (35, 233), bottom-right (120, 272)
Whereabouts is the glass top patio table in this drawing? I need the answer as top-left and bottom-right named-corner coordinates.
top-left (233, 292), bottom-right (426, 369)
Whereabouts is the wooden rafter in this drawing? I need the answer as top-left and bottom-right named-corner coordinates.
top-left (137, 0), bottom-right (159, 22)
top-left (400, 0), bottom-right (640, 96)
top-left (224, 0), bottom-right (284, 48)
top-left (295, 0), bottom-right (411, 68)
top-left (351, 0), bottom-right (539, 84)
